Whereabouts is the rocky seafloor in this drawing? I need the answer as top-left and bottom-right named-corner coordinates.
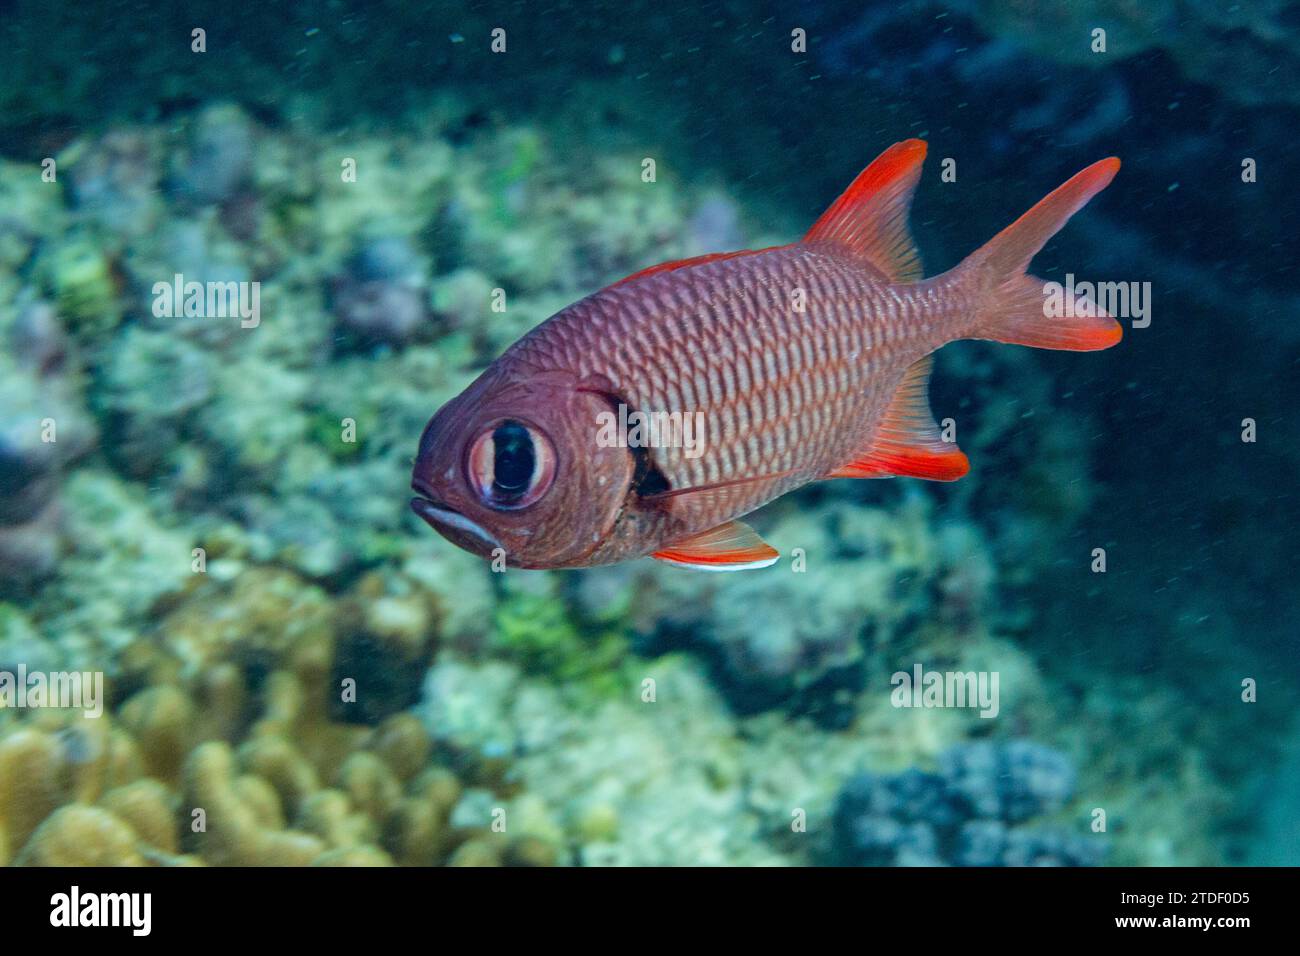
top-left (1, 0), bottom-right (1296, 867)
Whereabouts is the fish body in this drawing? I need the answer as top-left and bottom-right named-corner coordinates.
top-left (411, 140), bottom-right (1122, 570)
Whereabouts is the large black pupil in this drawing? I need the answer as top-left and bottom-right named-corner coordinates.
top-left (491, 421), bottom-right (534, 498)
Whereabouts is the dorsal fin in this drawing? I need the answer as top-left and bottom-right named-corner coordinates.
top-left (652, 520), bottom-right (779, 571)
top-left (803, 139), bottom-right (927, 283)
top-left (827, 355), bottom-right (969, 481)
top-left (611, 248), bottom-right (778, 287)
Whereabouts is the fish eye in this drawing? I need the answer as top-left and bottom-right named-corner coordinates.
top-left (466, 419), bottom-right (556, 509)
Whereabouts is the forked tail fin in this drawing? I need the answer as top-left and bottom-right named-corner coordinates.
top-left (962, 158), bottom-right (1123, 351)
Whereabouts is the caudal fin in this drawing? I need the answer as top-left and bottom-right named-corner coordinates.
top-left (963, 158), bottom-right (1123, 351)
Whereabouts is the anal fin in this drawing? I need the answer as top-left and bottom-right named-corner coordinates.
top-left (828, 355), bottom-right (970, 482)
top-left (652, 520), bottom-right (779, 571)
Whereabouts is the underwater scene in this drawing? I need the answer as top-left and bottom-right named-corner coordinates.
top-left (0, 0), bottom-right (1296, 871)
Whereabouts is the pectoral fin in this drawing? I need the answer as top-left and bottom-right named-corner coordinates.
top-left (652, 520), bottom-right (779, 571)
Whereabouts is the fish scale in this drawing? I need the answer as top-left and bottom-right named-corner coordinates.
top-left (505, 245), bottom-right (948, 531)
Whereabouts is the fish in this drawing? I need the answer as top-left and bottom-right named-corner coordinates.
top-left (410, 139), bottom-right (1122, 570)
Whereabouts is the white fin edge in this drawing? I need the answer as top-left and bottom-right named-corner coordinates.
top-left (651, 554), bottom-right (780, 572)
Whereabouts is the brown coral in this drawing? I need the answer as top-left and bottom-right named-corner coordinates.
top-left (0, 567), bottom-right (555, 867)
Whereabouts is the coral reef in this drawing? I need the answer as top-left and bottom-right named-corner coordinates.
top-left (0, 295), bottom-right (96, 593)
top-left (832, 741), bottom-right (1104, 867)
top-left (583, 496), bottom-right (996, 725)
top-left (964, 0), bottom-right (1300, 108)
top-left (0, 0), bottom-right (1291, 868)
top-left (166, 104), bottom-right (256, 210)
top-left (0, 567), bottom-right (555, 866)
top-left (330, 234), bottom-right (431, 348)
top-left (420, 654), bottom-right (798, 865)
top-left (0, 96), bottom-right (1266, 864)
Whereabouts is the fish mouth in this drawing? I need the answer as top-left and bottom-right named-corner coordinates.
top-left (409, 481), bottom-right (502, 551)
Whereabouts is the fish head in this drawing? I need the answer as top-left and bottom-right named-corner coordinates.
top-left (410, 364), bottom-right (634, 568)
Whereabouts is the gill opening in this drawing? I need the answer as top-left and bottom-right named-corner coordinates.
top-left (577, 385), bottom-right (672, 500)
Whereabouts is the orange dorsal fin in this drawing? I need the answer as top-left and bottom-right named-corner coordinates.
top-left (611, 248), bottom-right (777, 287)
top-left (828, 355), bottom-right (969, 481)
top-left (652, 520), bottom-right (779, 571)
top-left (803, 139), bottom-right (927, 283)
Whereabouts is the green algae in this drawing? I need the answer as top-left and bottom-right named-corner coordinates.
top-left (37, 236), bottom-right (120, 336)
top-left (491, 590), bottom-right (632, 699)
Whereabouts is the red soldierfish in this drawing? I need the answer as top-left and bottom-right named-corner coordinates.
top-left (411, 140), bottom-right (1122, 570)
